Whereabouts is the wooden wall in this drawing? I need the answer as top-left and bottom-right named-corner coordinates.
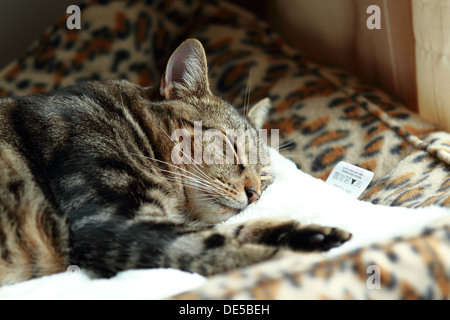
top-left (266, 0), bottom-right (418, 113)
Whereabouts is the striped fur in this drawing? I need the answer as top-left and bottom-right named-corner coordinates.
top-left (0, 142), bottom-right (68, 285)
top-left (0, 39), bottom-right (350, 285)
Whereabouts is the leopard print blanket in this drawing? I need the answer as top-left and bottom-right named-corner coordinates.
top-left (1, 0), bottom-right (448, 299)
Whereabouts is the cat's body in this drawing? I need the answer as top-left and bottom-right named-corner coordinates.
top-left (0, 39), bottom-right (350, 286)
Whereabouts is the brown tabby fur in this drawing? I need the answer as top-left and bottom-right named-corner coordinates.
top-left (0, 39), bottom-right (350, 286)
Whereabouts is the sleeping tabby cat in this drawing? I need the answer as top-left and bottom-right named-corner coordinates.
top-left (0, 39), bottom-right (351, 286)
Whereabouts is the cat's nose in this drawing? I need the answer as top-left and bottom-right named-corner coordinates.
top-left (245, 187), bottom-right (260, 204)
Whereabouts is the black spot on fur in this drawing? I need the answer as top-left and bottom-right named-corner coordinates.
top-left (0, 228), bottom-right (11, 263)
top-left (7, 180), bottom-right (24, 196)
top-left (233, 225), bottom-right (244, 237)
top-left (204, 234), bottom-right (225, 249)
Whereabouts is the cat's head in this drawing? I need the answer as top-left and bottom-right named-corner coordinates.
top-left (160, 39), bottom-right (274, 224)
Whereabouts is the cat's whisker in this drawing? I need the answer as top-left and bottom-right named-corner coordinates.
top-left (276, 141), bottom-right (295, 152)
top-left (156, 168), bottom-right (221, 193)
top-left (187, 161), bottom-right (211, 182)
top-left (212, 179), bottom-right (231, 191)
top-left (210, 177), bottom-right (238, 192)
top-left (161, 177), bottom-right (219, 197)
top-left (150, 162), bottom-right (229, 195)
top-left (128, 152), bottom-right (213, 188)
top-left (192, 194), bottom-right (218, 202)
top-left (167, 179), bottom-right (218, 196)
top-left (164, 177), bottom-right (218, 194)
top-left (275, 134), bottom-right (309, 152)
top-left (281, 154), bottom-right (304, 158)
top-left (243, 68), bottom-right (253, 118)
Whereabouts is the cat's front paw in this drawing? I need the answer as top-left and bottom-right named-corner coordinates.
top-left (286, 224), bottom-right (352, 252)
top-left (293, 225), bottom-right (352, 251)
top-left (233, 219), bottom-right (351, 252)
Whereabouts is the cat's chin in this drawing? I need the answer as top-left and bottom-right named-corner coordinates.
top-left (216, 202), bottom-right (242, 216)
top-left (185, 189), bottom-right (248, 223)
top-left (188, 202), bottom-right (243, 224)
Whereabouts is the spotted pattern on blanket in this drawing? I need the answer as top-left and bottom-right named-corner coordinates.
top-left (0, 0), bottom-right (448, 299)
top-left (361, 132), bottom-right (450, 207)
top-left (173, 215), bottom-right (450, 299)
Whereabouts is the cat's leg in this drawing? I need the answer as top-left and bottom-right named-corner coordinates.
top-left (226, 218), bottom-right (351, 251)
top-left (69, 217), bottom-right (350, 277)
top-left (161, 218), bottom-right (352, 275)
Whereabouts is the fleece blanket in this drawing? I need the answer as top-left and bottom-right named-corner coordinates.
top-left (1, 148), bottom-right (448, 300)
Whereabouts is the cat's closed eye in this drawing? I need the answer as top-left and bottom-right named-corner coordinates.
top-left (260, 167), bottom-right (272, 179)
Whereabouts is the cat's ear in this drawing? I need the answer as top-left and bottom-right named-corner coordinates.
top-left (247, 98), bottom-right (271, 129)
top-left (160, 39), bottom-right (211, 99)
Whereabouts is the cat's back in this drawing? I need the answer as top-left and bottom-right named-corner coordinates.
top-left (0, 95), bottom-right (70, 286)
top-left (0, 80), bottom-right (151, 285)
top-left (0, 79), bottom-right (197, 285)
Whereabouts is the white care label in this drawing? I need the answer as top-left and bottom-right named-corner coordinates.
top-left (325, 161), bottom-right (374, 198)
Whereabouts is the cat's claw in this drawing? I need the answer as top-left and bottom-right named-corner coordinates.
top-left (282, 224), bottom-right (352, 252)
top-left (308, 227), bottom-right (352, 251)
